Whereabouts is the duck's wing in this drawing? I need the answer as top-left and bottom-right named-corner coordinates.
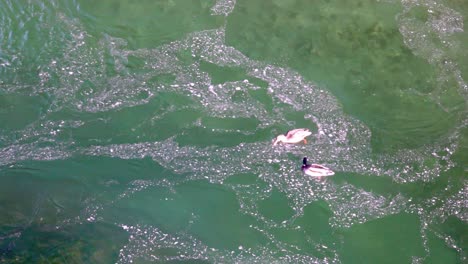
top-left (306, 164), bottom-right (335, 176)
top-left (286, 128), bottom-right (308, 138)
top-left (310, 164), bottom-right (329, 169)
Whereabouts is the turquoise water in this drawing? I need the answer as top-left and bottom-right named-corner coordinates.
top-left (0, 0), bottom-right (466, 263)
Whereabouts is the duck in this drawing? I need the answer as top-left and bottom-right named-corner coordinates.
top-left (273, 128), bottom-right (312, 145)
top-left (301, 157), bottom-right (335, 177)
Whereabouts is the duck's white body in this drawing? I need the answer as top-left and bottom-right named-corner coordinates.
top-left (301, 157), bottom-right (335, 177)
top-left (273, 128), bottom-right (312, 145)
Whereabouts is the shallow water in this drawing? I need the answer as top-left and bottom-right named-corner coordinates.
top-left (0, 0), bottom-right (466, 263)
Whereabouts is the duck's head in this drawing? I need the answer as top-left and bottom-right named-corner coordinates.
top-left (302, 157), bottom-right (308, 165)
top-left (272, 135), bottom-right (287, 145)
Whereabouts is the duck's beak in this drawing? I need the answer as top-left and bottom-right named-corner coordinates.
top-left (272, 137), bottom-right (280, 145)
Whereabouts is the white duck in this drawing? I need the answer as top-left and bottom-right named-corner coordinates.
top-left (301, 157), bottom-right (335, 177)
top-left (273, 128), bottom-right (312, 145)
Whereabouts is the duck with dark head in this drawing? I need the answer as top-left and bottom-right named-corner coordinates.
top-left (301, 157), bottom-right (335, 177)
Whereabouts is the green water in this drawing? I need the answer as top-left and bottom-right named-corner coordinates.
top-left (0, 0), bottom-right (466, 263)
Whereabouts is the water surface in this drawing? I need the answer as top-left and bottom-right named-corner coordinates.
top-left (0, 0), bottom-right (466, 263)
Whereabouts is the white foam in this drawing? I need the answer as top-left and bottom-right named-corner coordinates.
top-left (210, 0), bottom-right (236, 16)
